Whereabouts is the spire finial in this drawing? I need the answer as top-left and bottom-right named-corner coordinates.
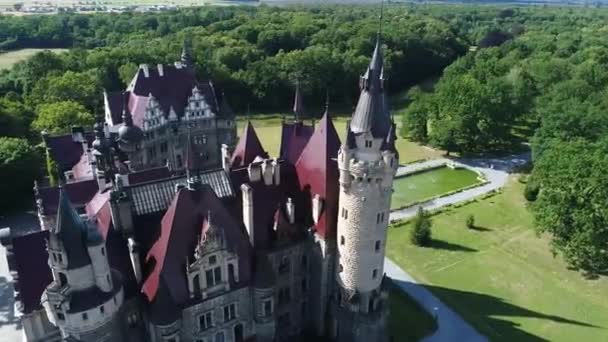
top-left (293, 79), bottom-right (305, 122)
top-left (379, 0), bottom-right (385, 39)
top-left (181, 34), bottom-right (193, 68)
top-left (324, 90), bottom-right (330, 115)
top-left (121, 91), bottom-right (132, 127)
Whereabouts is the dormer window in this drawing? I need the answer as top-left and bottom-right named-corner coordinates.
top-left (365, 140), bottom-right (372, 148)
top-left (205, 266), bottom-right (222, 287)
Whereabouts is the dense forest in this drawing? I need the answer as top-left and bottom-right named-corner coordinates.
top-left (400, 6), bottom-right (608, 274)
top-left (1, 4), bottom-right (607, 273)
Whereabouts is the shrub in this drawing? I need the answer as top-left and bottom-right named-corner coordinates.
top-left (410, 207), bottom-right (432, 246)
top-left (466, 214), bottom-right (475, 229)
top-left (524, 181), bottom-right (540, 202)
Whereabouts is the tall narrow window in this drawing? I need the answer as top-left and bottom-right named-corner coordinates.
top-left (199, 312), bottom-right (213, 331)
top-left (340, 236), bottom-right (345, 245)
top-left (375, 240), bottom-right (381, 252)
top-left (263, 299), bottom-right (273, 317)
top-left (223, 303), bottom-right (237, 322)
top-left (372, 269), bottom-right (378, 279)
top-left (205, 266), bottom-right (222, 287)
top-left (279, 257), bottom-right (290, 275)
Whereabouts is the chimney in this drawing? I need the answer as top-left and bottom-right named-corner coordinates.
top-left (272, 159), bottom-right (280, 185)
top-left (241, 184), bottom-right (254, 247)
top-left (261, 160), bottom-right (273, 186)
top-left (141, 64), bottom-right (150, 78)
top-left (71, 126), bottom-right (84, 143)
top-left (221, 144), bottom-right (232, 172)
top-left (157, 64), bottom-right (164, 77)
top-left (248, 163), bottom-right (261, 182)
top-left (312, 194), bottom-right (323, 225)
top-left (128, 238), bottom-right (143, 284)
top-left (286, 198), bottom-right (295, 224)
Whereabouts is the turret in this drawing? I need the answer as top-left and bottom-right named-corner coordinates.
top-left (42, 189), bottom-right (125, 342)
top-left (333, 33), bottom-right (395, 342)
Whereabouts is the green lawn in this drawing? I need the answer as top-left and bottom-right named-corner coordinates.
top-left (236, 114), bottom-right (442, 164)
top-left (386, 178), bottom-right (608, 342)
top-left (391, 167), bottom-right (481, 209)
top-left (389, 285), bottom-right (438, 341)
top-left (0, 48), bottom-right (67, 70)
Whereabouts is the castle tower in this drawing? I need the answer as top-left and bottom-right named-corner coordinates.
top-left (41, 189), bottom-right (126, 342)
top-left (333, 36), bottom-right (398, 342)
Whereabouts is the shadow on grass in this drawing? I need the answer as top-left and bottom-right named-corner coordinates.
top-left (393, 279), bottom-right (602, 342)
top-left (468, 225), bottom-right (492, 232)
top-left (430, 239), bottom-right (478, 252)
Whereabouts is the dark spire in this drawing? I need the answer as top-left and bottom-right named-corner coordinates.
top-left (185, 131), bottom-right (203, 186)
top-left (55, 188), bottom-right (92, 269)
top-left (218, 92), bottom-right (235, 118)
top-left (293, 80), bottom-right (305, 121)
top-left (324, 90), bottom-right (330, 116)
top-left (118, 92), bottom-right (143, 147)
top-left (181, 35), bottom-right (194, 68)
top-left (349, 31), bottom-right (391, 140)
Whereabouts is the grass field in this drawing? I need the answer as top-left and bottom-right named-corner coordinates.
top-left (389, 285), bottom-right (438, 341)
top-left (0, 48), bottom-right (67, 70)
top-left (236, 114), bottom-right (442, 164)
top-left (386, 178), bottom-right (608, 342)
top-left (391, 167), bottom-right (481, 209)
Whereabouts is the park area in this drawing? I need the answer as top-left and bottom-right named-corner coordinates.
top-left (386, 178), bottom-right (608, 342)
top-left (391, 167), bottom-right (482, 210)
top-left (0, 48), bottom-right (66, 70)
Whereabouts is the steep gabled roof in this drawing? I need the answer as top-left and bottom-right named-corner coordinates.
top-left (37, 179), bottom-right (98, 216)
top-left (141, 184), bottom-right (252, 324)
top-left (279, 121), bottom-right (314, 164)
top-left (231, 122), bottom-right (268, 167)
top-left (55, 189), bottom-right (92, 269)
top-left (295, 112), bottom-right (341, 239)
top-left (350, 38), bottom-right (392, 139)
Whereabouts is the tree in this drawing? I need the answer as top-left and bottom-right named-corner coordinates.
top-left (28, 70), bottom-right (103, 112)
top-left (0, 138), bottom-right (41, 212)
top-left (410, 207), bottom-right (432, 247)
top-left (532, 138), bottom-right (608, 273)
top-left (32, 101), bottom-right (94, 134)
top-left (466, 214), bottom-right (475, 229)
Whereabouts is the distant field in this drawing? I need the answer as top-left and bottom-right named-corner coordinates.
top-left (0, 48), bottom-right (67, 70)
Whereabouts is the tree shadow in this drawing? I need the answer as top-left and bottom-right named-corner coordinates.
top-left (469, 225), bottom-right (492, 232)
top-left (430, 239), bottom-right (478, 252)
top-left (392, 280), bottom-right (602, 342)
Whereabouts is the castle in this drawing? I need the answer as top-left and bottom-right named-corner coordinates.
top-left (0, 34), bottom-right (398, 342)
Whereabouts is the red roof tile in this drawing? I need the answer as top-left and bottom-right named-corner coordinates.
top-left (141, 185), bottom-right (252, 323)
top-left (45, 134), bottom-right (85, 170)
top-left (231, 122), bottom-right (268, 167)
top-left (38, 179), bottom-right (99, 216)
top-left (279, 122), bottom-right (314, 164)
top-left (295, 113), bottom-right (341, 239)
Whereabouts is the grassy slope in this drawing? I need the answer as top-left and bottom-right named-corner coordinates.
top-left (389, 286), bottom-right (438, 342)
top-left (391, 167), bottom-right (481, 209)
top-left (0, 48), bottom-right (67, 70)
top-left (386, 178), bottom-right (608, 342)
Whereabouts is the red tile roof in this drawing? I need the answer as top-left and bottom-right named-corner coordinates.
top-left (279, 122), bottom-right (314, 164)
top-left (231, 122), bottom-right (268, 167)
top-left (141, 185), bottom-right (252, 323)
top-left (45, 134), bottom-right (85, 170)
top-left (295, 113), bottom-right (341, 239)
top-left (38, 179), bottom-right (99, 216)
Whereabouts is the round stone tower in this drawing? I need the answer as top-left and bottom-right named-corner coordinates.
top-left (41, 189), bottom-right (125, 342)
top-left (333, 36), bottom-right (398, 342)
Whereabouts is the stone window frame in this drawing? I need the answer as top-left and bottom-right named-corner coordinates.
top-left (223, 302), bottom-right (237, 323)
top-left (262, 298), bottom-right (273, 317)
top-left (365, 140), bottom-right (373, 148)
top-left (205, 266), bottom-right (222, 288)
top-left (199, 311), bottom-right (214, 332)
top-left (372, 269), bottom-right (378, 279)
top-left (375, 240), bottom-right (381, 252)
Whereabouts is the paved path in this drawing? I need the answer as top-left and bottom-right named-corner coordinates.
top-left (385, 152), bottom-right (530, 341)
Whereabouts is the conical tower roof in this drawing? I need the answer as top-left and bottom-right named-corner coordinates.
top-left (55, 189), bottom-right (92, 269)
top-left (350, 36), bottom-right (392, 140)
top-left (231, 122), bottom-right (268, 167)
top-left (293, 81), bottom-right (305, 121)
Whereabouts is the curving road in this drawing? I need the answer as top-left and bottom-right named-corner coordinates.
top-left (385, 152), bottom-right (530, 342)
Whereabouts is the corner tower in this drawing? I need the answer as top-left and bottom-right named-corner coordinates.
top-left (333, 36), bottom-right (398, 342)
top-left (41, 189), bottom-right (125, 342)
